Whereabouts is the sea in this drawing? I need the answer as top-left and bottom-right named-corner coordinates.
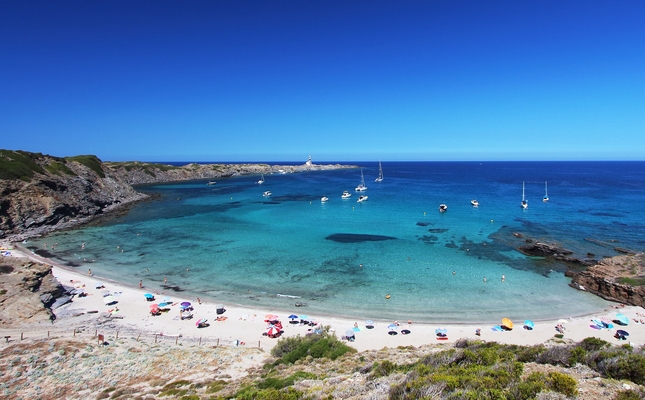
top-left (26, 161), bottom-right (645, 323)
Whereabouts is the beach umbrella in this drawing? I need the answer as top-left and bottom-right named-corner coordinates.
top-left (144, 293), bottom-right (154, 299)
top-left (617, 329), bottom-right (629, 337)
top-left (196, 318), bottom-right (208, 327)
top-left (181, 301), bottom-right (191, 307)
top-left (524, 320), bottom-right (535, 329)
top-left (435, 328), bottom-right (447, 337)
top-left (299, 315), bottom-right (309, 320)
top-left (158, 302), bottom-right (171, 308)
top-left (288, 314), bottom-right (298, 319)
top-left (616, 314), bottom-right (629, 325)
top-left (365, 320), bottom-right (374, 325)
top-left (501, 318), bottom-right (514, 330)
top-left (557, 319), bottom-right (569, 324)
top-left (266, 326), bottom-right (280, 337)
top-left (94, 282), bottom-right (104, 289)
top-left (264, 314), bottom-right (279, 321)
top-left (387, 323), bottom-right (398, 331)
top-left (345, 329), bottom-right (356, 337)
top-left (103, 295), bottom-right (116, 305)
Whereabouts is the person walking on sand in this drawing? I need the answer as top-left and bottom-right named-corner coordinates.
top-left (88, 268), bottom-right (91, 276)
top-left (139, 280), bottom-right (143, 288)
top-left (164, 277), bottom-right (167, 284)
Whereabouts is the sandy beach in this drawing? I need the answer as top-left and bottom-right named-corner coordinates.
top-left (2, 240), bottom-right (644, 353)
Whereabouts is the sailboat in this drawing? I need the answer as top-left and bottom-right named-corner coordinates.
top-left (521, 181), bottom-right (528, 209)
top-left (355, 168), bottom-right (367, 191)
top-left (543, 181), bottom-right (549, 202)
top-left (375, 160), bottom-right (384, 182)
top-left (257, 174), bottom-right (265, 184)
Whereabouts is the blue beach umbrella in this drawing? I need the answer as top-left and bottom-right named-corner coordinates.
top-left (144, 293), bottom-right (154, 298)
top-left (387, 323), bottom-right (398, 331)
top-left (158, 302), bottom-right (171, 307)
top-left (616, 329), bottom-right (629, 337)
top-left (299, 315), bottom-right (309, 320)
top-left (365, 320), bottom-right (374, 325)
top-left (288, 314), bottom-right (298, 319)
top-left (615, 314), bottom-right (629, 325)
top-left (524, 320), bottom-right (535, 329)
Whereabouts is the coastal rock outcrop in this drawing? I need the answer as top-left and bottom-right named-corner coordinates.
top-left (518, 241), bottom-right (597, 267)
top-left (571, 253), bottom-right (645, 307)
top-left (0, 151), bottom-right (146, 239)
top-left (1, 150), bottom-right (355, 239)
top-left (0, 256), bottom-right (66, 326)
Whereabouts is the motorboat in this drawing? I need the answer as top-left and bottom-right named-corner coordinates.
top-left (439, 204), bottom-right (448, 212)
top-left (375, 160), bottom-right (384, 182)
top-left (263, 191), bottom-right (272, 197)
top-left (321, 196), bottom-right (329, 202)
top-left (207, 181), bottom-right (216, 185)
top-left (355, 168), bottom-right (367, 191)
top-left (543, 181), bottom-right (549, 202)
top-left (357, 195), bottom-right (368, 203)
top-left (521, 181), bottom-right (528, 209)
top-left (471, 199), bottom-right (479, 207)
top-left (341, 191), bottom-right (352, 199)
top-left (257, 174), bottom-right (265, 184)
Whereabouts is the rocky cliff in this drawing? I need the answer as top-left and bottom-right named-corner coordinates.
top-left (0, 150), bottom-right (355, 239)
top-left (571, 253), bottom-right (645, 307)
top-left (0, 151), bottom-right (147, 240)
top-left (0, 256), bottom-right (67, 326)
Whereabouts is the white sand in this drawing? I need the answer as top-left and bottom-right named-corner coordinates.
top-left (3, 240), bottom-right (645, 351)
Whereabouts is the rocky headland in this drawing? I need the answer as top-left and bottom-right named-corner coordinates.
top-left (571, 253), bottom-right (645, 308)
top-left (0, 150), bottom-right (354, 240)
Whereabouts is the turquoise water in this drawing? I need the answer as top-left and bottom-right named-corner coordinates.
top-left (30, 162), bottom-right (645, 323)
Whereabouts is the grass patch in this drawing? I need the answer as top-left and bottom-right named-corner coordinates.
top-left (617, 277), bottom-right (645, 286)
top-left (0, 150), bottom-right (46, 180)
top-left (66, 155), bottom-right (105, 177)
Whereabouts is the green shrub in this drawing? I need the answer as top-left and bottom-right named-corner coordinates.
top-left (545, 371), bottom-right (578, 397)
top-left (580, 337), bottom-right (611, 352)
top-left (370, 360), bottom-right (398, 378)
top-left (615, 388), bottom-right (645, 400)
top-left (604, 353), bottom-right (645, 385)
top-left (235, 386), bottom-right (303, 400)
top-left (270, 327), bottom-right (355, 365)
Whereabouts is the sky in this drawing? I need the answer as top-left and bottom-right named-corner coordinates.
top-left (1, 1), bottom-right (644, 162)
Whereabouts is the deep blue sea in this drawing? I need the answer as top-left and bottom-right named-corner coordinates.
top-left (28, 161), bottom-right (645, 323)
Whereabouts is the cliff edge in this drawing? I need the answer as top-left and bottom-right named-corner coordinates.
top-left (571, 253), bottom-right (645, 307)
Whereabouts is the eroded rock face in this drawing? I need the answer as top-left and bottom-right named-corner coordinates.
top-left (571, 253), bottom-right (645, 307)
top-left (0, 257), bottom-right (66, 326)
top-left (1, 153), bottom-right (146, 240)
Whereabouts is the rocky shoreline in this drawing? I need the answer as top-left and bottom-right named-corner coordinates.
top-left (0, 151), bottom-right (355, 241)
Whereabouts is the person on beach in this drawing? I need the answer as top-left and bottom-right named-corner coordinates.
top-left (197, 297), bottom-right (201, 304)
top-left (139, 280), bottom-right (143, 288)
top-left (88, 268), bottom-right (91, 276)
top-left (164, 277), bottom-right (167, 284)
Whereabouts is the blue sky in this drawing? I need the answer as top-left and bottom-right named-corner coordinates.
top-left (1, 1), bottom-right (644, 162)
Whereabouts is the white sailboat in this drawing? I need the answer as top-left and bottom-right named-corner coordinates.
top-left (521, 181), bottom-right (528, 209)
top-left (543, 181), bottom-right (549, 202)
top-left (355, 168), bottom-right (367, 191)
top-left (257, 174), bottom-right (265, 184)
top-left (375, 160), bottom-right (383, 182)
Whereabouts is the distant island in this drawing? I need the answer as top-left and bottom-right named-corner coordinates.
top-left (0, 149), bottom-right (356, 240)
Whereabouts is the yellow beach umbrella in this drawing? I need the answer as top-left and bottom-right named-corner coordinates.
top-left (501, 318), bottom-right (514, 330)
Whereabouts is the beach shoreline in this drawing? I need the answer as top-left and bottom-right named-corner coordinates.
top-left (3, 239), bottom-right (644, 353)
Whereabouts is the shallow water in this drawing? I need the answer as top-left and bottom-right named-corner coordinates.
top-left (30, 161), bottom-right (645, 323)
